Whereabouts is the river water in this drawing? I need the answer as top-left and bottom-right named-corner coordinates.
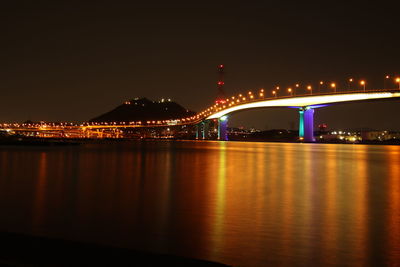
top-left (0, 141), bottom-right (399, 266)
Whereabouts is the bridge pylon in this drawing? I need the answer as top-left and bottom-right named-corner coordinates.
top-left (195, 121), bottom-right (209, 140)
top-left (299, 107), bottom-right (315, 142)
top-left (217, 116), bottom-right (228, 141)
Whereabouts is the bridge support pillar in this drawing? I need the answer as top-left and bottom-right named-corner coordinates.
top-left (195, 121), bottom-right (208, 140)
top-left (195, 124), bottom-right (200, 139)
top-left (299, 107), bottom-right (315, 142)
top-left (218, 116), bottom-right (228, 141)
top-left (201, 121), bottom-right (207, 139)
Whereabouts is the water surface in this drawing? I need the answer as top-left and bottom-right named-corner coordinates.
top-left (0, 141), bottom-right (399, 266)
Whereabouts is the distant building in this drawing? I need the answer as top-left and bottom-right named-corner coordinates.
top-left (318, 130), bottom-right (361, 142)
top-left (318, 130), bottom-right (400, 142)
top-left (361, 131), bottom-right (400, 141)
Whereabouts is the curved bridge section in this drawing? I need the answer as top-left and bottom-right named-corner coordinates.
top-left (206, 92), bottom-right (400, 119)
top-left (199, 90), bottom-right (400, 142)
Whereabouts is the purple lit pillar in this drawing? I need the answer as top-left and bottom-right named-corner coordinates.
top-left (218, 116), bottom-right (228, 141)
top-left (300, 107), bottom-right (315, 142)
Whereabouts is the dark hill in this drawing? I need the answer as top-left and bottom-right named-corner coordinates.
top-left (90, 98), bottom-right (197, 122)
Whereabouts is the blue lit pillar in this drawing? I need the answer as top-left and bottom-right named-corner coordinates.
top-left (218, 116), bottom-right (228, 141)
top-left (195, 122), bottom-right (206, 140)
top-left (299, 107), bottom-right (315, 142)
top-left (195, 124), bottom-right (200, 139)
top-left (299, 109), bottom-right (305, 139)
top-left (201, 121), bottom-right (206, 139)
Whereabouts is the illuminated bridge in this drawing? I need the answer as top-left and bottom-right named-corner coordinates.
top-left (2, 88), bottom-right (400, 142)
top-left (201, 89), bottom-right (400, 142)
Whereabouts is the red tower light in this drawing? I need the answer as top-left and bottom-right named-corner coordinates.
top-left (215, 64), bottom-right (226, 104)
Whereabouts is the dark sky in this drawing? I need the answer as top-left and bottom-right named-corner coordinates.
top-left (1, 1), bottom-right (399, 130)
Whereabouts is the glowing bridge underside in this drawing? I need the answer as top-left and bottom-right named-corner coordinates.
top-left (206, 91), bottom-right (400, 119)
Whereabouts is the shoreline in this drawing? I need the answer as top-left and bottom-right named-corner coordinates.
top-left (1, 136), bottom-right (400, 146)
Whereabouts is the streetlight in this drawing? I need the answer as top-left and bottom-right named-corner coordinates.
top-left (360, 80), bottom-right (366, 91)
top-left (331, 83), bottom-right (336, 93)
top-left (319, 81), bottom-right (324, 92)
top-left (288, 87), bottom-right (293, 96)
top-left (385, 75), bottom-right (390, 89)
top-left (272, 90), bottom-right (277, 98)
top-left (396, 77), bottom-right (400, 89)
top-left (307, 85), bottom-right (312, 95)
top-left (348, 78), bottom-right (353, 90)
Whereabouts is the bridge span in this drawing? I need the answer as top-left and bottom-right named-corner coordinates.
top-left (1, 89), bottom-right (400, 142)
top-left (204, 90), bottom-right (400, 142)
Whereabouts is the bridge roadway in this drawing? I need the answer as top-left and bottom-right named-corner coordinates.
top-left (1, 89), bottom-right (400, 142)
top-left (204, 89), bottom-right (400, 142)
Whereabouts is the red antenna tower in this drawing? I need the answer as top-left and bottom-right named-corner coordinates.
top-left (216, 64), bottom-right (226, 104)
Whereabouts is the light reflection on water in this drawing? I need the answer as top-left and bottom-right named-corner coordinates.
top-left (0, 141), bottom-right (399, 266)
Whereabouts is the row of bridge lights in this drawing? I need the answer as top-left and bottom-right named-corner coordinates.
top-left (148, 75), bottom-right (400, 122)
top-left (270, 76), bottom-right (400, 98)
top-left (116, 75), bottom-right (400, 123)
top-left (3, 76), bottom-right (400, 128)
top-left (195, 75), bottom-right (400, 121)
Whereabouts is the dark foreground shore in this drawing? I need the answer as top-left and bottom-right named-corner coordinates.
top-left (0, 232), bottom-right (229, 267)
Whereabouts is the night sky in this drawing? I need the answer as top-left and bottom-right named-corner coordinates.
top-left (1, 2), bottom-right (399, 130)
